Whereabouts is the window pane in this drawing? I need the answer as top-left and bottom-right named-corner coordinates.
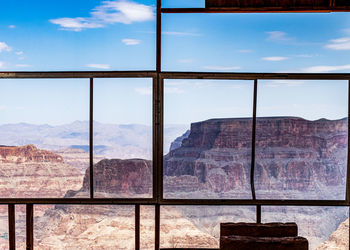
top-left (93, 78), bottom-right (153, 198)
top-left (164, 80), bottom-right (253, 199)
top-left (141, 206), bottom-right (155, 250)
top-left (262, 206), bottom-right (349, 250)
top-left (34, 205), bottom-right (135, 249)
top-left (255, 80), bottom-right (348, 200)
top-left (163, 13), bottom-right (350, 73)
top-left (0, 0), bottom-right (155, 70)
top-left (160, 206), bottom-right (256, 249)
top-left (162, 0), bottom-right (204, 8)
top-left (0, 206), bottom-right (8, 249)
top-left (0, 79), bottom-right (89, 198)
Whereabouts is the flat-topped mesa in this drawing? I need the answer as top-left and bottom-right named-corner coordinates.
top-left (0, 144), bottom-right (63, 164)
top-left (164, 117), bottom-right (348, 196)
top-left (80, 158), bottom-right (152, 195)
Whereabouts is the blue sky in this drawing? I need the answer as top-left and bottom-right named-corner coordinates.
top-left (0, 0), bottom-right (349, 125)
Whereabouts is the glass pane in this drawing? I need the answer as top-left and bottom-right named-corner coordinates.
top-left (141, 206), bottom-right (155, 250)
top-left (255, 80), bottom-right (348, 200)
top-left (0, 0), bottom-right (155, 70)
top-left (0, 79), bottom-right (89, 198)
top-left (262, 206), bottom-right (349, 250)
top-left (164, 80), bottom-right (254, 199)
top-left (15, 205), bottom-right (25, 249)
top-left (93, 78), bottom-right (153, 198)
top-left (160, 206), bottom-right (256, 249)
top-left (162, 0), bottom-right (204, 8)
top-left (34, 205), bottom-right (135, 249)
top-left (0, 206), bottom-right (8, 249)
top-left (163, 13), bottom-right (350, 73)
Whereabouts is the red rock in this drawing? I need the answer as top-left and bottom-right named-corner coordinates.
top-left (0, 144), bottom-right (63, 163)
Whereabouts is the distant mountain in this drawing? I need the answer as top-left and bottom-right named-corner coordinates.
top-left (0, 121), bottom-right (188, 160)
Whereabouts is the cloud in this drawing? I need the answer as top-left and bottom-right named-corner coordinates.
top-left (165, 87), bottom-right (184, 94)
top-left (0, 42), bottom-right (12, 53)
top-left (266, 31), bottom-right (291, 41)
top-left (86, 64), bottom-right (111, 69)
top-left (163, 31), bottom-right (201, 36)
top-left (203, 65), bottom-right (241, 71)
top-left (8, 25), bottom-right (15, 29)
top-left (265, 80), bottom-right (305, 88)
top-left (261, 56), bottom-right (288, 61)
top-left (122, 38), bottom-right (141, 45)
top-left (135, 87), bottom-right (152, 95)
top-left (15, 51), bottom-right (24, 56)
top-left (301, 64), bottom-right (350, 73)
top-left (325, 37), bottom-right (350, 50)
top-left (50, 0), bottom-right (154, 31)
top-left (15, 64), bottom-right (31, 68)
top-left (50, 18), bottom-right (103, 32)
top-left (177, 58), bottom-right (194, 64)
top-left (0, 62), bottom-right (4, 68)
top-left (295, 54), bottom-right (313, 58)
top-left (237, 49), bottom-right (253, 53)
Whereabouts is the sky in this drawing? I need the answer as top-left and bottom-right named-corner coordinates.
top-left (0, 0), bottom-right (349, 125)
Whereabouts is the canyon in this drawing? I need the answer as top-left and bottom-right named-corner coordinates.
top-left (0, 117), bottom-right (348, 249)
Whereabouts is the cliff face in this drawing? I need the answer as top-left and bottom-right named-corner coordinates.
top-left (316, 218), bottom-right (349, 250)
top-left (0, 144), bottom-right (83, 198)
top-left (164, 117), bottom-right (347, 199)
top-left (0, 144), bottom-right (63, 164)
top-left (78, 158), bottom-right (152, 197)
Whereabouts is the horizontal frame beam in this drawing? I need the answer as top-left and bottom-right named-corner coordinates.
top-left (161, 7), bottom-right (350, 13)
top-left (160, 72), bottom-right (350, 80)
top-left (0, 71), bottom-right (157, 79)
top-left (0, 198), bottom-right (347, 206)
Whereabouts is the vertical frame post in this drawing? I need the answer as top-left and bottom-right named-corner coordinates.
top-left (8, 204), bottom-right (15, 250)
top-left (26, 204), bottom-right (33, 250)
top-left (135, 205), bottom-right (140, 250)
top-left (155, 204), bottom-right (160, 250)
top-left (90, 78), bottom-right (94, 198)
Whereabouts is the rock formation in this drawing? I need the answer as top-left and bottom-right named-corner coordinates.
top-left (316, 218), bottom-right (349, 250)
top-left (164, 117), bottom-right (347, 199)
top-left (0, 145), bottom-right (84, 198)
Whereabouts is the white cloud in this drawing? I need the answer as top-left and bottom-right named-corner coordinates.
top-left (163, 31), bottom-right (201, 36)
top-left (15, 64), bottom-right (31, 68)
top-left (266, 31), bottom-right (291, 41)
top-left (15, 51), bottom-right (24, 55)
top-left (301, 64), bottom-right (350, 73)
top-left (265, 80), bottom-right (305, 88)
top-left (261, 56), bottom-right (288, 61)
top-left (8, 25), bottom-right (15, 29)
top-left (50, 17), bottom-right (104, 32)
top-left (325, 37), bottom-right (350, 50)
top-left (50, 0), bottom-right (154, 31)
top-left (0, 62), bottom-right (4, 68)
top-left (86, 64), bottom-right (111, 69)
top-left (122, 38), bottom-right (141, 45)
top-left (135, 87), bottom-right (152, 95)
top-left (237, 49), bottom-right (253, 53)
top-left (295, 54), bottom-right (313, 58)
top-left (0, 42), bottom-right (12, 53)
top-left (177, 58), bottom-right (194, 64)
top-left (165, 87), bottom-right (184, 94)
top-left (203, 65), bottom-right (241, 71)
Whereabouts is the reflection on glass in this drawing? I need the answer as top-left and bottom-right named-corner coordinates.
top-left (163, 80), bottom-right (253, 199)
top-left (255, 80), bottom-right (348, 200)
top-left (0, 79), bottom-right (89, 198)
top-left (34, 205), bottom-right (135, 249)
top-left (262, 206), bottom-right (349, 250)
top-left (160, 206), bottom-right (256, 249)
top-left (93, 78), bottom-right (153, 198)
